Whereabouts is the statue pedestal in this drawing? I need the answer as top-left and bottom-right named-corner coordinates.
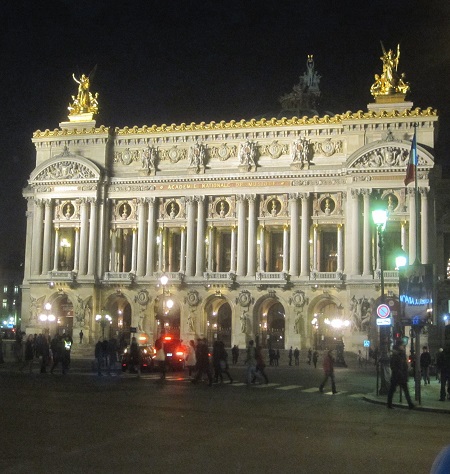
top-left (60, 116), bottom-right (96, 130)
top-left (367, 100), bottom-right (413, 113)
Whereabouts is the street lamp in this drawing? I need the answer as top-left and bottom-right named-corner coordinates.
top-left (159, 275), bottom-right (173, 335)
top-left (372, 202), bottom-right (389, 395)
top-left (39, 302), bottom-right (55, 335)
top-left (95, 311), bottom-right (112, 339)
top-left (311, 315), bottom-right (319, 350)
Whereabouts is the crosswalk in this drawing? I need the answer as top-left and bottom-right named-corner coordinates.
top-left (108, 372), bottom-right (366, 397)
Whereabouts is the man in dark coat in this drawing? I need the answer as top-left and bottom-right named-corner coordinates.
top-left (387, 341), bottom-right (415, 409)
top-left (191, 338), bottom-right (212, 386)
top-left (438, 344), bottom-right (450, 401)
top-left (420, 346), bottom-right (432, 384)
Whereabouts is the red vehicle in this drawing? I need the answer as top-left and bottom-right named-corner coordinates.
top-left (157, 335), bottom-right (187, 371)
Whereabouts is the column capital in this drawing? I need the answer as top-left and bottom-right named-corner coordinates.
top-left (236, 194), bottom-right (247, 203)
top-left (195, 195), bottom-right (205, 203)
top-left (361, 189), bottom-right (372, 197)
top-left (145, 197), bottom-right (156, 204)
top-left (419, 187), bottom-right (429, 197)
top-left (246, 194), bottom-right (257, 203)
top-left (351, 188), bottom-right (361, 198)
top-left (299, 192), bottom-right (310, 200)
top-left (289, 193), bottom-right (299, 201)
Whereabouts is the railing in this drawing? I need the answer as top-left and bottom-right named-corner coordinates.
top-left (256, 272), bottom-right (288, 281)
top-left (48, 270), bottom-right (76, 281)
top-left (103, 272), bottom-right (135, 282)
top-left (203, 272), bottom-right (235, 281)
top-left (310, 271), bottom-right (343, 280)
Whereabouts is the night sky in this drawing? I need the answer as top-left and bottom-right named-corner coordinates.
top-left (1, 0), bottom-right (449, 272)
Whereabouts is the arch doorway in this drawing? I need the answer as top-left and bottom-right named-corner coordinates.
top-left (48, 294), bottom-right (73, 337)
top-left (311, 301), bottom-right (346, 351)
top-left (259, 300), bottom-right (286, 349)
top-left (205, 298), bottom-right (232, 347)
top-left (155, 294), bottom-right (180, 339)
top-left (105, 294), bottom-right (131, 344)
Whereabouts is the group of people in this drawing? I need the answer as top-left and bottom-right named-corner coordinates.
top-left (94, 337), bottom-right (119, 376)
top-left (14, 331), bottom-right (74, 375)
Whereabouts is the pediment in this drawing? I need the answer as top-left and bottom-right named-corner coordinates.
top-left (29, 147), bottom-right (101, 184)
top-left (347, 140), bottom-right (434, 171)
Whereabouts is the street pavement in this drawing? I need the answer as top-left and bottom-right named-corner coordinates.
top-left (1, 353), bottom-right (449, 473)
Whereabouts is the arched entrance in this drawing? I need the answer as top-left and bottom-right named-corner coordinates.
top-left (258, 299), bottom-right (286, 349)
top-left (104, 294), bottom-right (131, 343)
top-left (204, 298), bottom-right (232, 347)
top-left (155, 294), bottom-right (180, 339)
top-left (311, 300), bottom-right (347, 351)
top-left (45, 293), bottom-right (74, 337)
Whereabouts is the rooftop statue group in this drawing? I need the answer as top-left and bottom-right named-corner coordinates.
top-left (370, 43), bottom-right (410, 98)
top-left (68, 68), bottom-right (99, 117)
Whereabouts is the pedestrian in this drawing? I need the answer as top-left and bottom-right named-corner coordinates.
top-left (387, 341), bottom-right (415, 409)
top-left (101, 338), bottom-right (109, 371)
top-left (244, 340), bottom-right (257, 385)
top-left (252, 346), bottom-right (268, 384)
top-left (436, 348), bottom-right (444, 383)
top-left (14, 332), bottom-right (24, 364)
top-left (307, 348), bottom-right (312, 365)
top-left (21, 334), bottom-right (35, 373)
top-left (312, 350), bottom-right (319, 368)
top-left (154, 337), bottom-right (166, 380)
top-left (50, 335), bottom-right (64, 374)
top-left (420, 346), bottom-right (432, 385)
top-left (62, 333), bottom-right (72, 374)
top-left (38, 334), bottom-right (50, 373)
top-left (186, 340), bottom-right (197, 377)
top-left (231, 344), bottom-right (239, 365)
top-left (294, 347), bottom-right (300, 366)
top-left (438, 344), bottom-right (450, 401)
top-left (95, 338), bottom-right (103, 376)
top-left (107, 338), bottom-right (118, 374)
top-left (129, 336), bottom-right (141, 377)
top-left (275, 349), bottom-right (280, 366)
top-left (79, 330), bottom-right (84, 344)
top-left (218, 340), bottom-right (233, 383)
top-left (191, 338), bottom-right (212, 386)
top-left (319, 349), bottom-right (337, 394)
top-left (0, 332), bottom-right (4, 364)
top-left (269, 348), bottom-right (275, 366)
top-left (358, 349), bottom-right (363, 367)
top-left (288, 346), bottom-right (293, 366)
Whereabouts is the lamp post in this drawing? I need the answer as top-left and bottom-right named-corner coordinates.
top-left (159, 275), bottom-right (173, 336)
top-left (372, 203), bottom-right (390, 395)
top-left (39, 302), bottom-right (55, 336)
top-left (311, 315), bottom-right (319, 350)
top-left (95, 311), bottom-right (112, 339)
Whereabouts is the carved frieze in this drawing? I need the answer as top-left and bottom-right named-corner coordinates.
top-left (35, 161), bottom-right (96, 181)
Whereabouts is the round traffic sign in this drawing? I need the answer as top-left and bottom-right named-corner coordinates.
top-left (377, 304), bottom-right (390, 319)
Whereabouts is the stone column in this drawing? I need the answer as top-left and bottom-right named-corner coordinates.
top-left (230, 226), bottom-right (237, 273)
top-left (337, 224), bottom-right (343, 272)
top-left (53, 228), bottom-right (60, 271)
top-left (131, 228), bottom-right (138, 273)
top-left (196, 196), bottom-right (206, 276)
top-left (96, 198), bottom-right (106, 278)
top-left (247, 195), bottom-right (257, 276)
top-left (32, 199), bottom-right (44, 275)
top-left (180, 226), bottom-right (186, 273)
top-left (23, 199), bottom-right (34, 281)
top-left (401, 221), bottom-right (408, 254)
top-left (408, 188), bottom-right (417, 263)
top-left (87, 199), bottom-right (98, 276)
top-left (312, 224), bottom-right (318, 272)
top-left (283, 224), bottom-right (289, 273)
top-left (300, 193), bottom-right (310, 277)
top-left (78, 199), bottom-right (89, 275)
top-left (207, 226), bottom-right (214, 271)
top-left (350, 189), bottom-right (360, 275)
top-left (237, 195), bottom-right (246, 276)
top-left (158, 227), bottom-right (164, 272)
top-left (186, 198), bottom-right (196, 276)
top-left (145, 198), bottom-right (156, 277)
top-left (42, 199), bottom-right (53, 274)
top-left (420, 188), bottom-right (429, 263)
top-left (73, 228), bottom-right (80, 272)
top-left (362, 189), bottom-right (372, 276)
top-left (136, 199), bottom-right (147, 276)
top-left (259, 226), bottom-right (265, 272)
top-left (289, 193), bottom-right (299, 277)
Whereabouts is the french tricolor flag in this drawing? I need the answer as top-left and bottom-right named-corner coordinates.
top-left (404, 130), bottom-right (417, 186)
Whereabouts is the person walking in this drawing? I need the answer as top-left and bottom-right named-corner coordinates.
top-left (186, 340), bottom-right (197, 377)
top-left (129, 336), bottom-right (141, 378)
top-left (231, 345), bottom-right (239, 365)
top-left (319, 349), bottom-right (337, 394)
top-left (387, 340), bottom-right (415, 409)
top-left (191, 338), bottom-right (212, 386)
top-left (107, 338), bottom-right (118, 375)
top-left (79, 330), bottom-right (84, 344)
top-left (438, 344), bottom-right (450, 401)
top-left (21, 334), bottom-right (35, 373)
top-left (244, 340), bottom-right (257, 385)
top-left (95, 338), bottom-right (103, 376)
top-left (307, 348), bottom-right (312, 365)
top-left (288, 347), bottom-right (293, 366)
top-left (420, 346), bottom-right (432, 385)
top-left (50, 335), bottom-right (64, 374)
top-left (275, 349), bottom-right (280, 366)
top-left (294, 348), bottom-right (300, 366)
top-left (312, 350), bottom-right (319, 368)
top-left (154, 337), bottom-right (166, 380)
top-left (252, 346), bottom-right (268, 384)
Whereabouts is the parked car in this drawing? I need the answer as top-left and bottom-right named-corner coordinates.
top-left (121, 345), bottom-right (155, 372)
top-left (158, 335), bottom-right (187, 371)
